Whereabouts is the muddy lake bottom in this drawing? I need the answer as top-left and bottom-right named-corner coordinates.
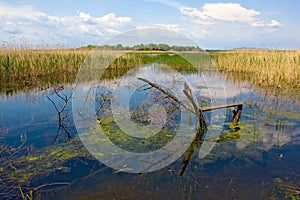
top-left (0, 65), bottom-right (299, 200)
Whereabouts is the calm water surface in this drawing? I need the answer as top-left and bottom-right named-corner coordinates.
top-left (0, 65), bottom-right (299, 200)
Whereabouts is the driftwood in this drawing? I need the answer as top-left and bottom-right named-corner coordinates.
top-left (201, 102), bottom-right (244, 124)
top-left (180, 82), bottom-right (207, 175)
top-left (137, 78), bottom-right (207, 175)
top-left (137, 77), bottom-right (244, 175)
top-left (137, 78), bottom-right (195, 115)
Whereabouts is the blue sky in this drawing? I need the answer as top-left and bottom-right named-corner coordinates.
top-left (0, 0), bottom-right (299, 49)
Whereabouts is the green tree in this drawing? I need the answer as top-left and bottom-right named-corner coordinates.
top-left (115, 44), bottom-right (123, 50)
top-left (158, 44), bottom-right (170, 51)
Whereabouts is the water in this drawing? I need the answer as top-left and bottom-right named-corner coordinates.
top-left (0, 64), bottom-right (299, 199)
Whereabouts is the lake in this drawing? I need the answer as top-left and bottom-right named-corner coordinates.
top-left (0, 54), bottom-right (299, 200)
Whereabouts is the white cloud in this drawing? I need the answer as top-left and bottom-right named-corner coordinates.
top-left (78, 12), bottom-right (92, 22)
top-left (74, 12), bottom-right (132, 37)
top-left (161, 0), bottom-right (259, 30)
top-left (250, 21), bottom-right (265, 27)
top-left (180, 3), bottom-right (261, 25)
top-left (0, 4), bottom-right (40, 20)
top-left (180, 7), bottom-right (208, 19)
top-left (202, 3), bottom-right (260, 22)
top-left (151, 23), bottom-right (180, 32)
top-left (79, 25), bottom-right (88, 33)
top-left (191, 19), bottom-right (214, 26)
top-left (0, 1), bottom-right (293, 49)
top-left (159, 0), bottom-right (281, 29)
top-left (98, 13), bottom-right (131, 25)
top-left (78, 12), bottom-right (131, 27)
top-left (0, 3), bottom-right (133, 46)
top-left (3, 21), bottom-right (23, 34)
top-left (106, 28), bottom-right (121, 34)
top-left (250, 19), bottom-right (280, 29)
top-left (267, 20), bottom-right (280, 28)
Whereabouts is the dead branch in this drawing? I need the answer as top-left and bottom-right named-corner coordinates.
top-left (137, 77), bottom-right (207, 176)
top-left (32, 182), bottom-right (70, 191)
top-left (137, 77), bottom-right (195, 114)
top-left (47, 87), bottom-right (72, 141)
top-left (182, 82), bottom-right (207, 130)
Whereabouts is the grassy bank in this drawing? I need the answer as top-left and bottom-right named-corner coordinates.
top-left (1, 48), bottom-right (300, 93)
top-left (0, 48), bottom-right (88, 79)
top-left (0, 48), bottom-right (88, 94)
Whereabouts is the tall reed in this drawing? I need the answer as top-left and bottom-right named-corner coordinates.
top-left (212, 49), bottom-right (300, 89)
top-left (1, 48), bottom-right (300, 93)
top-left (0, 48), bottom-right (88, 81)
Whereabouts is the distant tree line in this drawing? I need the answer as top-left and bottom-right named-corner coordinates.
top-left (83, 44), bottom-right (201, 51)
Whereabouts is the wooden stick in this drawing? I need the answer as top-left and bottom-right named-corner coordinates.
top-left (200, 102), bottom-right (245, 112)
top-left (180, 82), bottom-right (207, 176)
top-left (137, 77), bottom-right (195, 114)
top-left (137, 77), bottom-right (245, 175)
top-left (232, 104), bottom-right (243, 124)
top-left (137, 78), bottom-right (207, 175)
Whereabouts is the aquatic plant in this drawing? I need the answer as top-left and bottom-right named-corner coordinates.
top-left (274, 177), bottom-right (300, 199)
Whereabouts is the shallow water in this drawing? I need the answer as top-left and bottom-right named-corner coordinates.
top-left (0, 64), bottom-right (299, 199)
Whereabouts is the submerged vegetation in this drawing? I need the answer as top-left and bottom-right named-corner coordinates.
top-left (1, 107), bottom-right (299, 199)
top-left (274, 177), bottom-right (300, 199)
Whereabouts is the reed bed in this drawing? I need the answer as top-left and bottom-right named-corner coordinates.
top-left (0, 48), bottom-right (89, 93)
top-left (212, 49), bottom-right (300, 89)
top-left (0, 48), bottom-right (89, 81)
top-left (1, 48), bottom-right (300, 93)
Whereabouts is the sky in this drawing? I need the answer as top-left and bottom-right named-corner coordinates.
top-left (0, 0), bottom-right (299, 49)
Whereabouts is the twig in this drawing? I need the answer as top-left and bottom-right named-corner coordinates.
top-left (47, 88), bottom-right (73, 141)
top-left (47, 96), bottom-right (59, 113)
top-left (137, 77), bottom-right (195, 114)
top-left (225, 178), bottom-right (234, 195)
top-left (8, 132), bottom-right (27, 159)
top-left (32, 182), bottom-right (70, 191)
top-left (182, 82), bottom-right (207, 132)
